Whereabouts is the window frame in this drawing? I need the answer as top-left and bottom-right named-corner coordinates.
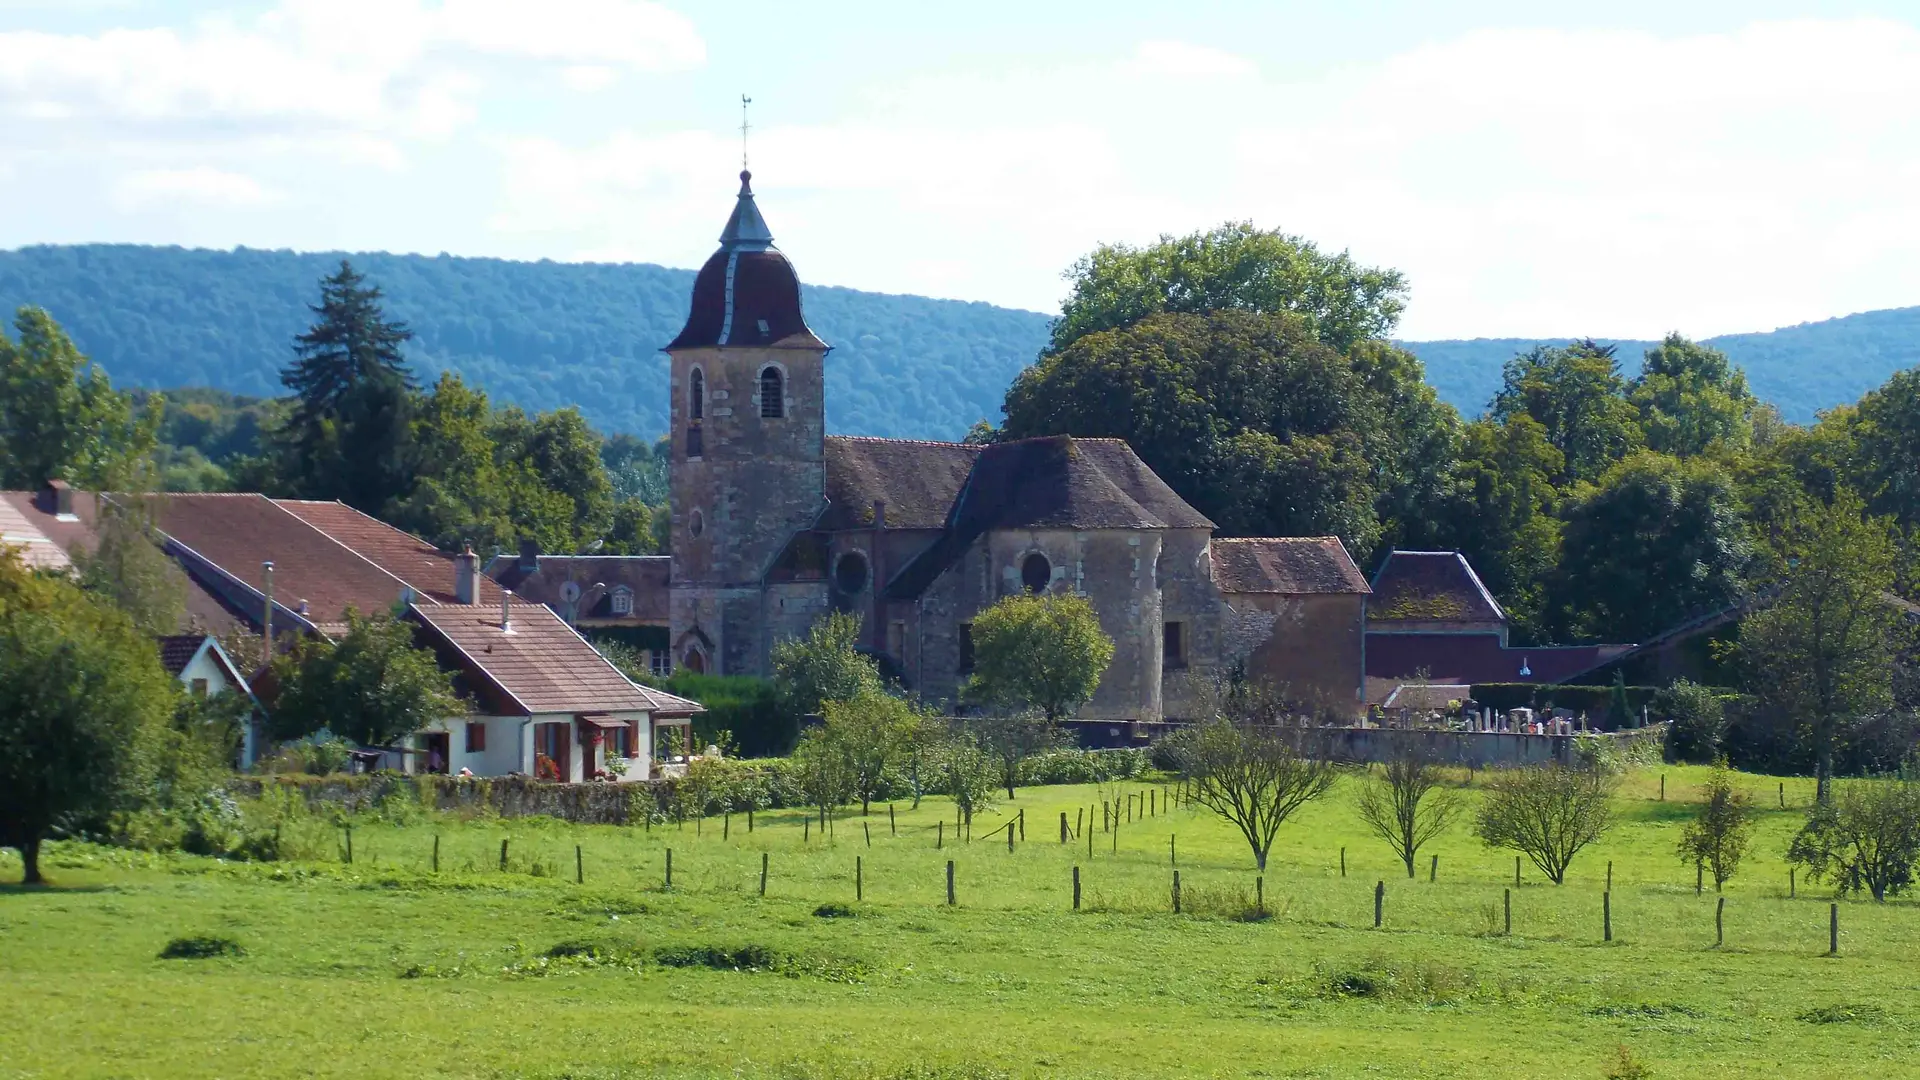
top-left (465, 721), bottom-right (488, 753)
top-left (1163, 621), bottom-right (1187, 670)
top-left (689, 367), bottom-right (705, 420)
top-left (759, 366), bottom-right (785, 419)
top-left (1021, 552), bottom-right (1052, 593)
top-left (609, 587), bottom-right (633, 616)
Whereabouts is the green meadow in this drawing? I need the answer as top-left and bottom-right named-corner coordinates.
top-left (4, 766), bottom-right (1918, 1079)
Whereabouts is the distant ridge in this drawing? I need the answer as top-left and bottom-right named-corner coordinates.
top-left (1, 243), bottom-right (1912, 436)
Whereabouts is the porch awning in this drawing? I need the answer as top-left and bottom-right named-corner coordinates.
top-left (576, 713), bottom-right (629, 730)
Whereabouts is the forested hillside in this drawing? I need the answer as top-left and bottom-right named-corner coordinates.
top-left (3, 244), bottom-right (1916, 437)
top-left (0, 245), bottom-right (1050, 441)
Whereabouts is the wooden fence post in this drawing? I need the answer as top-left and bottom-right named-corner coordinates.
top-left (1340, 847), bottom-right (1346, 877)
top-left (432, 835), bottom-right (439, 874)
top-left (1603, 891), bottom-right (1612, 942)
top-left (1696, 862), bottom-right (1703, 895)
top-left (1829, 903), bottom-right (1839, 955)
top-left (499, 838), bottom-right (508, 871)
top-left (1716, 896), bottom-right (1725, 947)
top-left (1006, 822), bottom-right (1014, 854)
top-left (344, 825), bottom-right (353, 865)
top-left (946, 860), bottom-right (956, 906)
top-left (856, 855), bottom-right (863, 903)
top-left (1087, 819), bottom-right (1094, 858)
top-left (1606, 860), bottom-right (1612, 892)
top-left (1514, 855), bottom-right (1521, 887)
top-left (1256, 876), bottom-right (1264, 916)
top-left (575, 844), bottom-right (583, 885)
top-left (724, 812), bottom-right (730, 840)
top-left (1660, 774), bottom-right (1666, 801)
top-left (865, 822), bottom-right (872, 848)
top-left (1779, 782), bottom-right (1785, 809)
top-left (1018, 809), bottom-right (1025, 842)
top-left (937, 821), bottom-right (943, 849)
top-left (1173, 870), bottom-right (1181, 914)
top-left (1060, 811), bottom-right (1068, 844)
top-left (1790, 866), bottom-right (1796, 898)
top-left (1430, 854), bottom-right (1438, 883)
top-left (1151, 789), bottom-right (1156, 816)
top-left (760, 852), bottom-right (768, 897)
top-left (748, 808), bottom-right (754, 833)
top-left (1504, 887), bottom-right (1511, 935)
top-left (1170, 834), bottom-right (1176, 867)
top-left (1076, 807), bottom-right (1083, 839)
top-left (804, 817), bottom-right (810, 843)
top-left (1072, 865), bottom-right (1083, 910)
top-left (1374, 881), bottom-right (1384, 928)
top-left (665, 848), bottom-right (672, 888)
top-left (888, 803), bottom-right (896, 836)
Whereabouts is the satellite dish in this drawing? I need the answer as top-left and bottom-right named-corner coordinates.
top-left (560, 581), bottom-right (582, 603)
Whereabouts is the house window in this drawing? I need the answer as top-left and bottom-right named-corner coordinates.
top-left (605, 725), bottom-right (630, 760)
top-left (1163, 621), bottom-right (1186, 669)
top-left (466, 721), bottom-right (488, 753)
top-left (610, 587), bottom-right (633, 616)
top-left (1022, 552), bottom-right (1051, 593)
top-left (834, 551), bottom-right (870, 594)
top-left (690, 509), bottom-right (705, 538)
top-left (958, 623), bottom-right (974, 673)
top-left (190, 678), bottom-right (209, 698)
top-left (760, 367), bottom-right (785, 418)
top-left (689, 368), bottom-right (704, 420)
top-left (686, 423), bottom-right (703, 458)
top-left (648, 649), bottom-right (671, 677)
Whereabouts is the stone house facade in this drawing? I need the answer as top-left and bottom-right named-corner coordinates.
top-left (666, 171), bottom-right (1370, 721)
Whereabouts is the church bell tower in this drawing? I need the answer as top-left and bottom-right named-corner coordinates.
top-left (665, 170), bottom-right (829, 675)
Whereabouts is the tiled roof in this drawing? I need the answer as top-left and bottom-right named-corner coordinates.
top-left (410, 599), bottom-right (700, 716)
top-left (1212, 537), bottom-right (1370, 595)
top-left (886, 436), bottom-right (1212, 599)
top-left (157, 634), bottom-right (207, 676)
top-left (1364, 632), bottom-right (1630, 685)
top-left (486, 554), bottom-right (669, 622)
top-left (1367, 550), bottom-right (1506, 625)
top-left (0, 494), bottom-right (73, 571)
top-left (822, 436), bottom-right (982, 531)
top-left (274, 499), bottom-right (505, 607)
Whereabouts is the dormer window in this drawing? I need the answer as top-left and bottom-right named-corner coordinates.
top-left (610, 587), bottom-right (633, 616)
top-left (760, 366), bottom-right (784, 419)
top-left (689, 368), bottom-right (705, 420)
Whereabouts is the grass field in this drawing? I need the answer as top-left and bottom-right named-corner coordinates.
top-left (4, 765), bottom-right (1919, 1079)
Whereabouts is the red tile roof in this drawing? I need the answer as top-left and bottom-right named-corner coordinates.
top-left (274, 499), bottom-right (505, 608)
top-left (822, 436), bottom-right (982, 531)
top-left (410, 599), bottom-right (699, 716)
top-left (157, 634), bottom-right (207, 676)
top-left (1365, 632), bottom-right (1629, 685)
top-left (1212, 537), bottom-right (1370, 595)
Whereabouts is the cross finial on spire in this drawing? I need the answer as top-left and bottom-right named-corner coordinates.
top-left (740, 94), bottom-right (752, 170)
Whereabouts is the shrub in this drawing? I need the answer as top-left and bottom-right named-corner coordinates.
top-left (1786, 777), bottom-right (1920, 901)
top-left (1018, 747), bottom-right (1148, 786)
top-left (812, 902), bottom-right (856, 918)
top-left (159, 936), bottom-right (244, 960)
top-left (1659, 680), bottom-right (1730, 764)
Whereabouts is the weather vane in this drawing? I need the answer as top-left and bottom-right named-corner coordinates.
top-left (740, 94), bottom-right (752, 170)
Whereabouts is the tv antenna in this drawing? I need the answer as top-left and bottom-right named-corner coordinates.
top-left (740, 94), bottom-right (752, 170)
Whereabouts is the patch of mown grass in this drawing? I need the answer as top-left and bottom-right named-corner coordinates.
top-left (1798, 1002), bottom-right (1886, 1025)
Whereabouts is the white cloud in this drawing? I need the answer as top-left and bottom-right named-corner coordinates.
top-left (561, 65), bottom-right (621, 93)
top-left (1129, 40), bottom-right (1257, 79)
top-left (112, 167), bottom-right (277, 210)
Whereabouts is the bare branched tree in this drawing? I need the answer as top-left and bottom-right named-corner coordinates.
top-left (1354, 748), bottom-right (1462, 878)
top-left (1169, 684), bottom-right (1334, 871)
top-left (1475, 762), bottom-right (1616, 884)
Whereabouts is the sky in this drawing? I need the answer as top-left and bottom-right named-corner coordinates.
top-left (2, 0), bottom-right (1918, 340)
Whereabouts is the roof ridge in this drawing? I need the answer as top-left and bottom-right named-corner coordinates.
top-left (1215, 535), bottom-right (1343, 544)
top-left (827, 434), bottom-right (980, 449)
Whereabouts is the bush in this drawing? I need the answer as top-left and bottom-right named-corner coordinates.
top-left (660, 673), bottom-right (793, 758)
top-left (159, 936), bottom-right (244, 960)
top-left (1658, 680), bottom-right (1732, 763)
top-left (1018, 747), bottom-right (1149, 786)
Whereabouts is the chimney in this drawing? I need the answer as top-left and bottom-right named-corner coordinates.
top-left (39, 479), bottom-right (74, 519)
top-left (454, 543), bottom-right (479, 604)
top-left (501, 588), bottom-right (514, 634)
top-left (871, 500), bottom-right (886, 530)
top-left (518, 538), bottom-right (540, 575)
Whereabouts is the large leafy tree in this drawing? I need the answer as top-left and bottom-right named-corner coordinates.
top-left (0, 551), bottom-right (175, 884)
top-left (1492, 340), bottom-right (1643, 486)
top-left (272, 261), bottom-right (416, 512)
top-left (0, 306), bottom-right (161, 490)
top-left (771, 611), bottom-right (885, 720)
top-left (968, 592), bottom-right (1114, 721)
top-left (1736, 490), bottom-right (1908, 803)
top-left (1002, 310), bottom-right (1455, 556)
top-left (1844, 368), bottom-right (1920, 529)
top-left (268, 611), bottom-right (457, 748)
top-left (1629, 334), bottom-right (1756, 457)
top-left (1444, 415), bottom-right (1564, 635)
top-left (1549, 452), bottom-right (1750, 643)
top-left (1047, 222), bottom-right (1408, 354)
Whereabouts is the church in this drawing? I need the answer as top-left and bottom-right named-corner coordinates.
top-left (665, 171), bottom-right (1372, 722)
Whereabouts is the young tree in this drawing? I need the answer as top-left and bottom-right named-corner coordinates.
top-left (1786, 777), bottom-right (1920, 901)
top-left (1169, 711), bottom-right (1335, 872)
top-left (969, 593), bottom-right (1114, 721)
top-left (934, 728), bottom-right (998, 827)
top-left (274, 261), bottom-right (416, 512)
top-left (1677, 761), bottom-right (1755, 891)
top-left (268, 612), bottom-right (456, 748)
top-left (0, 552), bottom-right (175, 884)
top-left (0, 306), bottom-right (162, 490)
top-left (75, 496), bottom-right (189, 636)
top-left (771, 611), bottom-right (885, 719)
top-left (819, 687), bottom-right (933, 814)
top-left (790, 724), bottom-right (856, 825)
top-left (971, 709), bottom-right (1065, 799)
top-left (1353, 748), bottom-right (1462, 878)
top-left (1735, 490), bottom-right (1907, 803)
top-left (1475, 763), bottom-right (1616, 884)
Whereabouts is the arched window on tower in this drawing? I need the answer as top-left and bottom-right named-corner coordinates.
top-left (689, 368), bottom-right (705, 420)
top-left (760, 366), bottom-right (785, 419)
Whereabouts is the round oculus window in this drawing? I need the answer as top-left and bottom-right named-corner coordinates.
top-left (689, 510), bottom-right (705, 538)
top-left (1021, 552), bottom-right (1051, 593)
top-left (834, 551), bottom-right (870, 594)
